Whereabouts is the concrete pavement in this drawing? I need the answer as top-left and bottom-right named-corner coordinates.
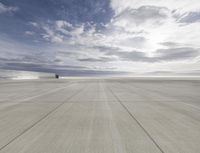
top-left (0, 78), bottom-right (200, 153)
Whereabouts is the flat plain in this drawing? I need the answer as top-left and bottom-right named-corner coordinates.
top-left (0, 78), bottom-right (200, 153)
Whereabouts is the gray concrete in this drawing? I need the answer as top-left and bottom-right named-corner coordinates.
top-left (0, 78), bottom-right (200, 153)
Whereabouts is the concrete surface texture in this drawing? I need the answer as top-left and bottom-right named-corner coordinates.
top-left (0, 78), bottom-right (200, 153)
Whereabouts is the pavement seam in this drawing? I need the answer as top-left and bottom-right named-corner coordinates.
top-left (0, 83), bottom-right (86, 152)
top-left (0, 82), bottom-right (80, 113)
top-left (1, 82), bottom-right (76, 103)
top-left (118, 82), bottom-right (200, 112)
top-left (108, 85), bottom-right (165, 153)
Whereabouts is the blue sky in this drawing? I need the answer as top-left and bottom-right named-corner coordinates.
top-left (0, 0), bottom-right (200, 76)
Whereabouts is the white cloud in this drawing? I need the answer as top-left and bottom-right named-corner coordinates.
top-left (55, 20), bottom-right (72, 29)
top-left (42, 25), bottom-right (64, 43)
top-left (28, 22), bottom-right (39, 27)
top-left (25, 31), bottom-right (35, 36)
top-left (0, 2), bottom-right (18, 14)
top-left (70, 24), bottom-right (84, 36)
top-left (110, 0), bottom-right (200, 15)
top-left (20, 0), bottom-right (200, 75)
top-left (113, 6), bottom-right (170, 26)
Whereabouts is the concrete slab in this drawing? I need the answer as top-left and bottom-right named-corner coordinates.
top-left (0, 78), bottom-right (199, 153)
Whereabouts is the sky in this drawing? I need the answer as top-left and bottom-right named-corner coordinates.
top-left (0, 0), bottom-right (200, 76)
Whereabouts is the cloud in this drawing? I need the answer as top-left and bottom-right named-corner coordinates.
top-left (113, 5), bottom-right (170, 26)
top-left (55, 20), bottom-right (72, 29)
top-left (78, 57), bottom-right (116, 62)
top-left (160, 42), bottom-right (181, 47)
top-left (1, 0), bottom-right (200, 76)
top-left (102, 47), bottom-right (200, 62)
top-left (0, 2), bottom-right (18, 14)
top-left (28, 22), bottom-right (39, 27)
top-left (0, 61), bottom-right (128, 76)
top-left (36, 20), bottom-right (88, 43)
top-left (42, 25), bottom-right (65, 43)
top-left (110, 51), bottom-right (148, 63)
top-left (156, 47), bottom-right (200, 61)
top-left (25, 31), bottom-right (35, 36)
top-left (110, 0), bottom-right (200, 14)
top-left (178, 11), bottom-right (200, 23)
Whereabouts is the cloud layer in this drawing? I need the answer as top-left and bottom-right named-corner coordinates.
top-left (0, 2), bottom-right (18, 14)
top-left (0, 0), bottom-right (200, 76)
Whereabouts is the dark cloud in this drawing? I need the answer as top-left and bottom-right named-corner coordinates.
top-left (160, 42), bottom-right (181, 47)
top-left (114, 5), bottom-right (170, 25)
top-left (178, 11), bottom-right (200, 23)
top-left (1, 62), bottom-right (88, 71)
top-left (0, 62), bottom-right (128, 76)
top-left (78, 57), bottom-right (115, 62)
top-left (156, 47), bottom-right (200, 61)
top-left (0, 62), bottom-right (85, 74)
top-left (128, 36), bottom-right (146, 42)
top-left (91, 45), bottom-right (120, 52)
top-left (101, 47), bottom-right (200, 63)
top-left (0, 57), bottom-right (20, 62)
top-left (0, 52), bottom-right (53, 65)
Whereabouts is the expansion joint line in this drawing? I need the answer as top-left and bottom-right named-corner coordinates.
top-left (0, 83), bottom-right (86, 151)
top-left (108, 86), bottom-right (165, 153)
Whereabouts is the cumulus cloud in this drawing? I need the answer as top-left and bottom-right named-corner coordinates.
top-left (113, 6), bottom-right (170, 26)
top-left (110, 0), bottom-right (200, 14)
top-left (1, 0), bottom-right (200, 76)
top-left (0, 2), bottom-right (18, 14)
top-left (36, 20), bottom-right (88, 43)
top-left (34, 15), bottom-right (200, 67)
